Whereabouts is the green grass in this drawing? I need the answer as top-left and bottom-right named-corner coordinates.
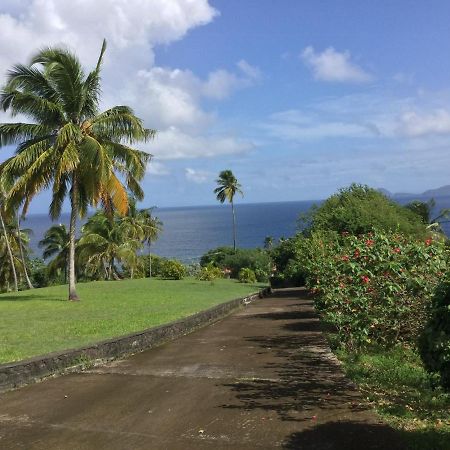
top-left (0, 277), bottom-right (264, 364)
top-left (336, 346), bottom-right (450, 450)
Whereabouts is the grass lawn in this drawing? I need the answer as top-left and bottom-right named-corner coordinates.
top-left (0, 277), bottom-right (264, 364)
top-left (337, 346), bottom-right (450, 450)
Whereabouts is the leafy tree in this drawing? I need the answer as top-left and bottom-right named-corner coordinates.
top-left (0, 40), bottom-right (154, 300)
top-left (263, 235), bottom-right (274, 250)
top-left (214, 170), bottom-right (243, 251)
top-left (306, 184), bottom-right (426, 237)
top-left (405, 198), bottom-right (450, 233)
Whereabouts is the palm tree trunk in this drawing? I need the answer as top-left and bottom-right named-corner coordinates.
top-left (148, 241), bottom-right (152, 278)
top-left (68, 178), bottom-right (79, 301)
top-left (17, 212), bottom-right (33, 289)
top-left (0, 208), bottom-right (18, 291)
top-left (231, 200), bottom-right (237, 252)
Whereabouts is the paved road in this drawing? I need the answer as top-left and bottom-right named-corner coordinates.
top-left (0, 288), bottom-right (404, 449)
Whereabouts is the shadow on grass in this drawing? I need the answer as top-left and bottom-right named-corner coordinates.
top-left (0, 294), bottom-right (66, 302)
top-left (282, 421), bottom-right (405, 449)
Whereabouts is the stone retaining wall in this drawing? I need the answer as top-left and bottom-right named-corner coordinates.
top-left (0, 287), bottom-right (271, 392)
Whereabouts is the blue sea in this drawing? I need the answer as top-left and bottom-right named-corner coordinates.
top-left (22, 196), bottom-right (450, 263)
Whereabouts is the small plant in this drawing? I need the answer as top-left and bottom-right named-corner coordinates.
top-left (159, 259), bottom-right (186, 280)
top-left (196, 264), bottom-right (223, 281)
top-left (238, 267), bottom-right (257, 283)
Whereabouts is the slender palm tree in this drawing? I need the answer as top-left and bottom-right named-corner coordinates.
top-left (139, 208), bottom-right (162, 278)
top-left (15, 212), bottom-right (33, 289)
top-left (214, 170), bottom-right (243, 251)
top-left (0, 201), bottom-right (18, 291)
top-left (0, 40), bottom-right (154, 300)
top-left (39, 224), bottom-right (70, 282)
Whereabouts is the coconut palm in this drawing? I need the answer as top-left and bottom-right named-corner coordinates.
top-left (0, 40), bottom-right (154, 300)
top-left (0, 200), bottom-right (18, 291)
top-left (78, 211), bottom-right (141, 280)
top-left (39, 224), bottom-right (70, 281)
top-left (214, 170), bottom-right (243, 251)
top-left (14, 212), bottom-right (33, 289)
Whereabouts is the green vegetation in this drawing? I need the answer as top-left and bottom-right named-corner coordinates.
top-left (238, 267), bottom-right (257, 283)
top-left (214, 170), bottom-right (243, 251)
top-left (0, 40), bottom-right (153, 300)
top-left (159, 259), bottom-right (186, 280)
top-left (420, 277), bottom-right (450, 389)
top-left (302, 184), bottom-right (426, 236)
top-left (338, 347), bottom-right (450, 450)
top-left (0, 277), bottom-right (263, 364)
top-left (201, 246), bottom-right (271, 282)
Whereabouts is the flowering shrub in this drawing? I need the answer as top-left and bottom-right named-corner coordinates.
top-left (303, 230), bottom-right (447, 350)
top-left (419, 277), bottom-right (450, 390)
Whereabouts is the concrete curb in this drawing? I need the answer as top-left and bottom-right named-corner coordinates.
top-left (0, 287), bottom-right (271, 392)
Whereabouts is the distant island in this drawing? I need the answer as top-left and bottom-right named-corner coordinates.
top-left (378, 185), bottom-right (450, 199)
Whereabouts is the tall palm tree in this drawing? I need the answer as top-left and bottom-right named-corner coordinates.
top-left (0, 40), bottom-right (154, 300)
top-left (0, 201), bottom-right (18, 291)
top-left (214, 170), bottom-right (243, 251)
top-left (15, 212), bottom-right (33, 289)
top-left (118, 199), bottom-right (162, 278)
top-left (39, 224), bottom-right (70, 282)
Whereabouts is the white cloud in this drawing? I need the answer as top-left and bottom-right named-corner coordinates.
top-left (301, 46), bottom-right (372, 83)
top-left (0, 0), bottom-right (218, 77)
top-left (185, 167), bottom-right (211, 183)
top-left (146, 160), bottom-right (170, 176)
top-left (148, 127), bottom-right (254, 160)
top-left (397, 109), bottom-right (450, 137)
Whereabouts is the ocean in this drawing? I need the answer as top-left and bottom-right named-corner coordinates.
top-left (22, 196), bottom-right (450, 263)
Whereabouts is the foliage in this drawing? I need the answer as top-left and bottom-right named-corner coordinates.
top-left (0, 40), bottom-right (153, 300)
top-left (159, 259), bottom-right (186, 280)
top-left (38, 224), bottom-right (69, 280)
top-left (196, 263), bottom-right (223, 281)
top-left (238, 267), bottom-right (257, 283)
top-left (338, 346), bottom-right (450, 450)
top-left (200, 246), bottom-right (271, 282)
top-left (303, 229), bottom-right (447, 350)
top-left (270, 234), bottom-right (306, 287)
top-left (304, 184), bottom-right (426, 237)
top-left (214, 169), bottom-right (243, 250)
top-left (124, 254), bottom-right (166, 279)
top-left (28, 258), bottom-right (50, 288)
top-left (419, 276), bottom-right (450, 390)
top-left (0, 277), bottom-right (261, 363)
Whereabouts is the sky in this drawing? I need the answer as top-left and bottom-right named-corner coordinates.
top-left (1, 0), bottom-right (450, 213)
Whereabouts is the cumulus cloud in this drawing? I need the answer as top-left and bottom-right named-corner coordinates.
top-left (301, 46), bottom-right (372, 83)
top-left (185, 167), bottom-right (211, 183)
top-left (0, 1), bottom-right (260, 162)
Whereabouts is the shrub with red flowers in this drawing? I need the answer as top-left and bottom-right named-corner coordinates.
top-left (302, 230), bottom-right (447, 350)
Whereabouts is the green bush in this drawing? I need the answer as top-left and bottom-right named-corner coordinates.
top-left (238, 267), bottom-right (257, 283)
top-left (302, 230), bottom-right (447, 350)
top-left (270, 234), bottom-right (306, 286)
top-left (159, 259), bottom-right (186, 280)
top-left (196, 264), bottom-right (223, 281)
top-left (420, 277), bottom-right (450, 390)
top-left (303, 183), bottom-right (426, 237)
top-left (201, 247), bottom-right (271, 282)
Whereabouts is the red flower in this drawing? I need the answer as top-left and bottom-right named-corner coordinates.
top-left (365, 239), bottom-right (374, 247)
top-left (393, 247), bottom-right (401, 254)
top-left (354, 249), bottom-right (360, 258)
top-left (425, 238), bottom-right (432, 246)
top-left (361, 275), bottom-right (370, 284)
top-left (341, 255), bottom-right (350, 261)
top-left (339, 282), bottom-right (345, 289)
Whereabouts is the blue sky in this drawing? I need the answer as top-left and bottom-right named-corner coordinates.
top-left (1, 0), bottom-right (450, 213)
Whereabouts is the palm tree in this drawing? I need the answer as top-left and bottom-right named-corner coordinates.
top-left (78, 211), bottom-right (141, 280)
top-left (214, 170), bottom-right (243, 251)
top-left (15, 212), bottom-right (33, 289)
top-left (39, 224), bottom-right (70, 282)
top-left (0, 200), bottom-right (18, 291)
top-left (0, 40), bottom-right (154, 300)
